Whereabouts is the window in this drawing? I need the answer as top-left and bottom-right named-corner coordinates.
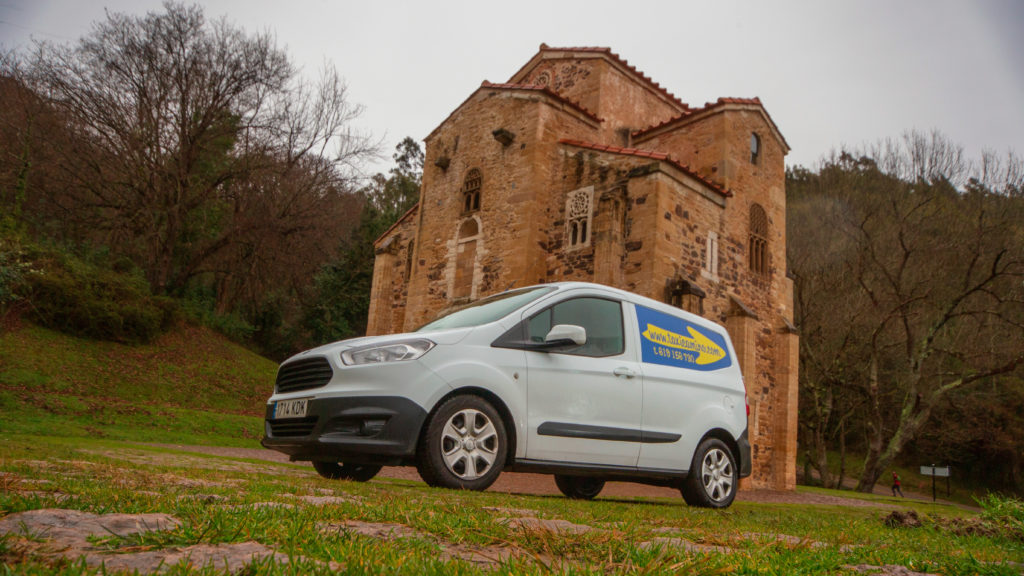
top-left (462, 168), bottom-right (481, 213)
top-left (527, 297), bottom-right (624, 357)
top-left (453, 217), bottom-right (480, 299)
top-left (565, 186), bottom-right (593, 249)
top-left (702, 231), bottom-right (719, 279)
top-left (749, 203), bottom-right (768, 276)
top-left (750, 132), bottom-right (761, 165)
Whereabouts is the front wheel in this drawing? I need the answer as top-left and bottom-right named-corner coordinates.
top-left (416, 395), bottom-right (507, 490)
top-left (312, 461), bottom-right (382, 482)
top-left (680, 438), bottom-right (737, 508)
top-left (554, 475), bottom-right (605, 500)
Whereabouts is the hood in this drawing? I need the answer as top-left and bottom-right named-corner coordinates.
top-left (283, 326), bottom-right (476, 364)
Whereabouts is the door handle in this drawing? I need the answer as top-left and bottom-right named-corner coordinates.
top-left (613, 367), bottom-right (636, 379)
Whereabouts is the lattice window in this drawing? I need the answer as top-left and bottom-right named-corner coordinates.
top-left (749, 203), bottom-right (768, 276)
top-left (462, 168), bottom-right (481, 213)
top-left (565, 187), bottom-right (593, 249)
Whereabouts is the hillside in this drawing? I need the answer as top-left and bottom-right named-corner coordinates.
top-left (0, 322), bottom-right (277, 447)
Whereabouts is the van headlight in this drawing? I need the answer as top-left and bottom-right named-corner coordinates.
top-left (340, 339), bottom-right (436, 366)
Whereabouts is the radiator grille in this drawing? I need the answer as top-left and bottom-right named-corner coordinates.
top-left (276, 356), bottom-right (333, 393)
top-left (267, 416), bottom-right (318, 437)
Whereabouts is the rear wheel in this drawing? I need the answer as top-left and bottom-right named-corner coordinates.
top-left (417, 395), bottom-right (507, 490)
top-left (554, 475), bottom-right (605, 500)
top-left (312, 461), bottom-right (382, 482)
top-left (680, 438), bottom-right (737, 508)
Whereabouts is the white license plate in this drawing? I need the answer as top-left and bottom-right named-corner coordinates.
top-left (274, 398), bottom-right (309, 419)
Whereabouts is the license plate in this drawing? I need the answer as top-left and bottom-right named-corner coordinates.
top-left (274, 398), bottom-right (308, 419)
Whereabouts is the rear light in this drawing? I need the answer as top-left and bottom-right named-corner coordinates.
top-left (745, 394), bottom-right (750, 416)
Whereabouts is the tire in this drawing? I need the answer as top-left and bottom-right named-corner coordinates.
top-left (416, 395), bottom-right (507, 490)
top-left (554, 475), bottom-right (605, 500)
top-left (680, 438), bottom-right (737, 508)
top-left (312, 461), bottom-right (382, 482)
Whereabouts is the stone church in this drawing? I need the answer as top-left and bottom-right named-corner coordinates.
top-left (368, 45), bottom-right (797, 490)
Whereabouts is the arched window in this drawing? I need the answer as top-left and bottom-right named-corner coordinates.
top-left (750, 132), bottom-right (761, 165)
top-left (749, 203), bottom-right (768, 276)
top-left (453, 217), bottom-right (480, 300)
top-left (462, 168), bottom-right (481, 213)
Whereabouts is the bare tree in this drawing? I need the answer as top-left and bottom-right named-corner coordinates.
top-left (789, 132), bottom-right (1024, 492)
top-left (21, 2), bottom-right (375, 294)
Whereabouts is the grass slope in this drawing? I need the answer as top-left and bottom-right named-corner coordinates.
top-left (0, 322), bottom-right (275, 447)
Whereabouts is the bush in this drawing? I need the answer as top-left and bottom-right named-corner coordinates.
top-left (24, 248), bottom-right (177, 343)
top-left (0, 236), bottom-right (36, 312)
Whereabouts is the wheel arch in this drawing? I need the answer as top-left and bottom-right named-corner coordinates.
top-left (421, 386), bottom-right (518, 465)
top-left (699, 428), bottom-right (741, 470)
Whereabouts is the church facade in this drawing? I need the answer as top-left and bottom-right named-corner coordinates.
top-left (367, 45), bottom-right (797, 490)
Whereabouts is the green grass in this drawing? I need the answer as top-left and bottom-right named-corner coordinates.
top-left (1, 436), bottom-right (1022, 575)
top-left (0, 323), bottom-right (272, 446)
top-left (2, 321), bottom-right (1022, 574)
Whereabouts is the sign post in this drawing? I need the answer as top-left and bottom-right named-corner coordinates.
top-left (919, 465), bottom-right (951, 502)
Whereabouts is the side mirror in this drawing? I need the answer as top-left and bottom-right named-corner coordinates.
top-left (545, 324), bottom-right (587, 347)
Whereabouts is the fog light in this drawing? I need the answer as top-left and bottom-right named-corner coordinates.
top-left (360, 419), bottom-right (387, 436)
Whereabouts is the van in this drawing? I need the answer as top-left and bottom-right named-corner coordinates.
top-left (262, 282), bottom-right (751, 508)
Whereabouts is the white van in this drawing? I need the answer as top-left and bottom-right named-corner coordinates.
top-left (262, 282), bottom-right (751, 508)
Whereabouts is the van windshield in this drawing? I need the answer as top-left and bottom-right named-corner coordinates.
top-left (416, 286), bottom-right (555, 332)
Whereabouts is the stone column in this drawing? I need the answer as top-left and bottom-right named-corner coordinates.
top-left (593, 185), bottom-right (626, 287)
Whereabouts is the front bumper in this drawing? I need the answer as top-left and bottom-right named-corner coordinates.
top-left (262, 395), bottom-right (428, 465)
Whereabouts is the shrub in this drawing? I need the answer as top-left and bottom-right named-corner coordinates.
top-left (24, 247), bottom-right (177, 343)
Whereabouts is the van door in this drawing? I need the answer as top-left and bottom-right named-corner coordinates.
top-left (524, 296), bottom-right (643, 467)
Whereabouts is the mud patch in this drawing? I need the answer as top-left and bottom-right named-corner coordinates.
top-left (883, 510), bottom-right (923, 528)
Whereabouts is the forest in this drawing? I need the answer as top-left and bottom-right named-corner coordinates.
top-left (1, 3), bottom-right (1021, 494)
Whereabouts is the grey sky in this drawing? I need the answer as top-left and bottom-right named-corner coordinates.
top-left (2, 0), bottom-right (1022, 176)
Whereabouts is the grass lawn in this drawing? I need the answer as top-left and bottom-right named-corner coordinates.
top-left (2, 435), bottom-right (1022, 575)
top-left (2, 324), bottom-right (1022, 574)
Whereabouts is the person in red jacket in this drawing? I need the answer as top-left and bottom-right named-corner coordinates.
top-left (891, 472), bottom-right (904, 497)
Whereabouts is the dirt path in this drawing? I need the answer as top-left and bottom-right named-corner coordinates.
top-left (141, 443), bottom-right (935, 508)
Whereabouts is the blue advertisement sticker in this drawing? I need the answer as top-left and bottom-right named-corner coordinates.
top-left (636, 305), bottom-right (732, 371)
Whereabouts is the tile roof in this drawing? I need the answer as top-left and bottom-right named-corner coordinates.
top-left (559, 139), bottom-right (731, 198)
top-left (480, 81), bottom-right (602, 123)
top-left (632, 96), bottom-right (790, 152)
top-left (510, 44), bottom-right (690, 112)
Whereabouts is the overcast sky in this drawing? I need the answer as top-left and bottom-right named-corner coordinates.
top-left (2, 0), bottom-right (1022, 176)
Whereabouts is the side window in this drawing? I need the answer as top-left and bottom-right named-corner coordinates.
top-left (527, 297), bottom-right (624, 357)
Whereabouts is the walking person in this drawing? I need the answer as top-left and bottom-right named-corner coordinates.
top-left (891, 472), bottom-right (904, 497)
